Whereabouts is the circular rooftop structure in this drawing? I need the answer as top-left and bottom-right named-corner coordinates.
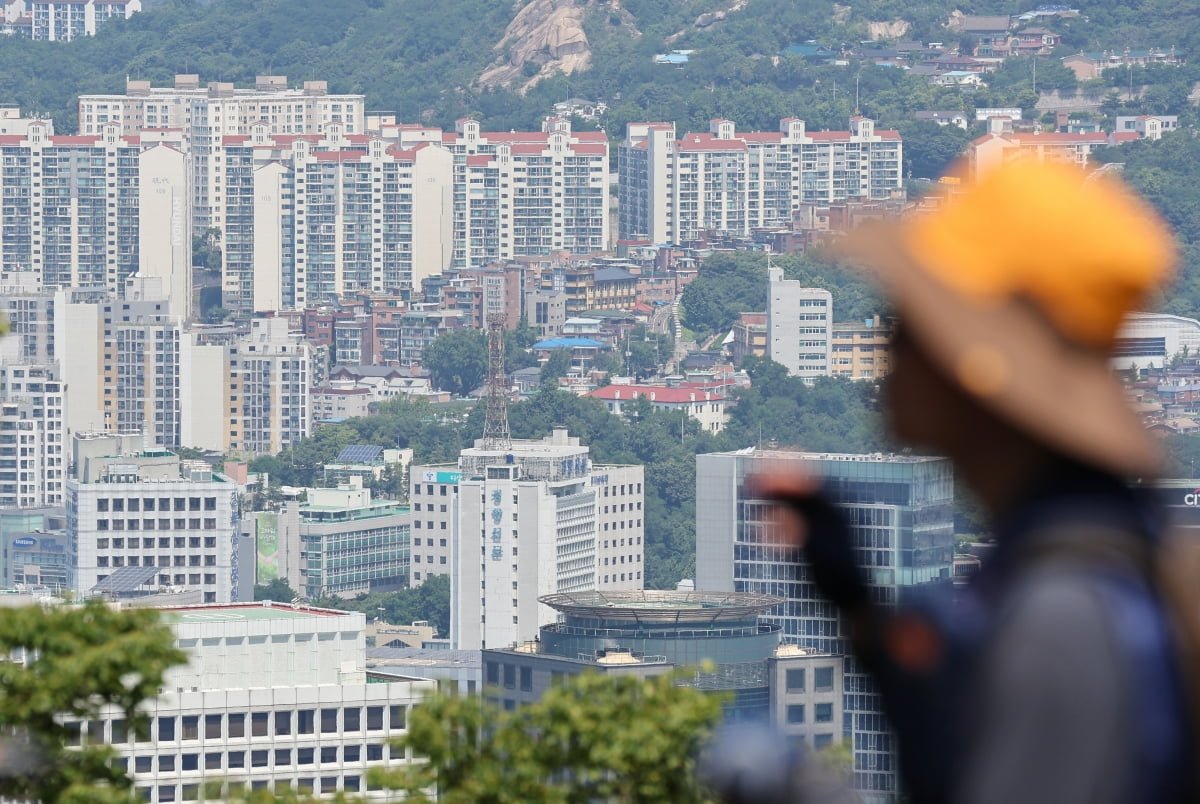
top-left (539, 590), bottom-right (783, 626)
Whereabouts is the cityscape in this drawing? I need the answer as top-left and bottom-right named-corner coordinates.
top-left (0, 0), bottom-right (1197, 802)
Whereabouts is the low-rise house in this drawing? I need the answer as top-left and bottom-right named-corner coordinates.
top-left (587, 383), bottom-right (730, 433)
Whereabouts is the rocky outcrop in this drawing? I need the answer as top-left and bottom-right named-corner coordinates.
top-left (479, 0), bottom-right (593, 94)
top-left (868, 20), bottom-right (910, 40)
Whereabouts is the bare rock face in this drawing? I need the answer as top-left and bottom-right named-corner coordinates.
top-left (832, 3), bottom-right (851, 24)
top-left (479, 0), bottom-right (593, 94)
top-left (867, 20), bottom-right (911, 40)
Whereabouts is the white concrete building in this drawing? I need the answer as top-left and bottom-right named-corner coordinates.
top-left (0, 122), bottom-right (193, 317)
top-left (618, 116), bottom-right (903, 244)
top-left (411, 428), bottom-right (644, 649)
top-left (81, 602), bottom-right (434, 802)
top-left (217, 127), bottom-right (454, 314)
top-left (767, 264), bottom-right (833, 379)
top-left (0, 106), bottom-right (53, 135)
top-left (229, 317), bottom-right (311, 456)
top-left (586, 383), bottom-right (729, 433)
top-left (1115, 311), bottom-right (1200, 370)
top-left (79, 75), bottom-right (366, 231)
top-left (443, 117), bottom-right (610, 269)
top-left (0, 363), bottom-right (65, 507)
top-left (29, 0), bottom-right (140, 41)
top-left (66, 446), bottom-right (241, 603)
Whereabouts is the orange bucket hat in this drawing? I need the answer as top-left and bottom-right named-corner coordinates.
top-left (838, 158), bottom-right (1176, 477)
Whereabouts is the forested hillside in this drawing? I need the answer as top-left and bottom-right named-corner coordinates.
top-left (6, 0), bottom-right (1200, 135)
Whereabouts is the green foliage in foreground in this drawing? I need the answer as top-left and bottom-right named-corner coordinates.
top-left (373, 670), bottom-right (725, 803)
top-left (333, 574), bottom-right (452, 639)
top-left (0, 601), bottom-right (184, 804)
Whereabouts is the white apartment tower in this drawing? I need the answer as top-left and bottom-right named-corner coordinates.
top-left (67, 445), bottom-right (241, 603)
top-left (442, 117), bottom-right (610, 268)
top-left (0, 363), bottom-right (65, 507)
top-left (218, 126), bottom-right (454, 314)
top-left (767, 264), bottom-right (833, 379)
top-left (29, 0), bottom-right (141, 41)
top-left (411, 428), bottom-right (644, 649)
top-left (229, 317), bottom-right (311, 456)
top-left (0, 122), bottom-right (193, 318)
top-left (618, 116), bottom-right (903, 243)
top-left (78, 75), bottom-right (366, 231)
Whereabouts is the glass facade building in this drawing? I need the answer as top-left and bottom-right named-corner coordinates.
top-left (697, 450), bottom-right (955, 802)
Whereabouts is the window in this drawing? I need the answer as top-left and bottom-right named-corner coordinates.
top-left (297, 747), bottom-right (315, 765)
top-left (366, 706), bottom-right (384, 730)
top-left (181, 715), bottom-right (199, 740)
top-left (786, 669), bottom-right (805, 693)
top-left (343, 707), bottom-right (361, 732)
top-left (485, 662), bottom-right (499, 685)
top-left (519, 666), bottom-right (533, 692)
top-left (321, 746), bottom-right (338, 764)
top-left (814, 734), bottom-right (834, 750)
top-left (815, 703), bottom-right (834, 723)
top-left (814, 667), bottom-right (834, 691)
top-left (344, 745), bottom-right (361, 762)
top-left (321, 708), bottom-right (338, 734)
top-left (366, 744), bottom-right (384, 761)
top-left (251, 712), bottom-right (269, 737)
top-left (275, 711), bottom-right (292, 736)
top-left (227, 713), bottom-right (245, 738)
top-left (275, 749), bottom-right (292, 766)
top-left (502, 664), bottom-right (515, 689)
top-left (181, 754), bottom-right (198, 771)
top-left (321, 777), bottom-right (338, 794)
top-left (135, 755), bottom-right (152, 774)
top-left (344, 775), bottom-right (360, 792)
top-left (251, 750), bottom-right (268, 768)
top-left (787, 705), bottom-right (805, 724)
top-left (390, 705), bottom-right (406, 730)
top-left (227, 751), bottom-right (245, 769)
top-left (158, 755), bottom-right (175, 772)
top-left (158, 785), bottom-right (176, 802)
top-left (204, 752), bottom-right (221, 771)
top-left (297, 709), bottom-right (315, 734)
top-left (111, 718), bottom-right (128, 743)
top-left (158, 717), bottom-right (175, 742)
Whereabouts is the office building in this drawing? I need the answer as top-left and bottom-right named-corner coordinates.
top-left (767, 264), bottom-right (833, 379)
top-left (618, 116), bottom-right (903, 244)
top-left (79, 75), bottom-right (366, 231)
top-left (229, 317), bottom-right (312, 456)
top-left (482, 589), bottom-right (844, 746)
top-left (696, 449), bottom-right (955, 800)
top-left (411, 428), bottom-right (644, 648)
top-left (66, 440), bottom-right (242, 603)
top-left (29, 0), bottom-right (140, 41)
top-left (297, 478), bottom-right (410, 599)
top-left (0, 505), bottom-right (69, 589)
top-left (0, 122), bottom-right (192, 318)
top-left (78, 602), bottom-right (434, 802)
top-left (218, 127), bottom-right (454, 313)
top-left (831, 315), bottom-right (893, 381)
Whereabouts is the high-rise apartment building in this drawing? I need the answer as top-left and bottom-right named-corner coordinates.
top-left (217, 126), bottom-right (454, 313)
top-left (67, 440), bottom-right (241, 603)
top-left (411, 428), bottom-right (643, 649)
top-left (618, 116), bottom-right (903, 244)
top-left (229, 317), bottom-right (311, 456)
top-left (695, 449), bottom-right (955, 801)
top-left (29, 0), bottom-right (140, 41)
top-left (0, 363), bottom-right (65, 507)
top-left (79, 74), bottom-right (366, 230)
top-left (440, 117), bottom-right (609, 268)
top-left (767, 264), bottom-right (833, 379)
top-left (0, 122), bottom-right (192, 316)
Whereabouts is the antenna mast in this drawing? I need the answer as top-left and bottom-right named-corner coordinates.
top-left (482, 313), bottom-right (512, 450)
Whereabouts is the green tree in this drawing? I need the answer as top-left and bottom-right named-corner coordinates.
top-left (255, 578), bottom-right (299, 602)
top-left (0, 602), bottom-right (184, 803)
top-left (539, 349), bottom-right (573, 386)
top-left (374, 670), bottom-right (724, 802)
top-left (335, 574), bottom-right (452, 636)
top-left (897, 120), bottom-right (970, 180)
top-left (424, 329), bottom-right (488, 397)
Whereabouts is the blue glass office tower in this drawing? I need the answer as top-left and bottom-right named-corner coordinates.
top-left (696, 449), bottom-right (955, 801)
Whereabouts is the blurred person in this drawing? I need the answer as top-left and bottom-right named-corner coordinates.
top-left (752, 160), bottom-right (1200, 804)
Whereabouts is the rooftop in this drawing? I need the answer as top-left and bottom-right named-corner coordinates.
top-left (158, 602), bottom-right (350, 623)
top-left (539, 590), bottom-right (782, 624)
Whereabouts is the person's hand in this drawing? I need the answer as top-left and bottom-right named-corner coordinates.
top-left (746, 471), bottom-right (871, 615)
